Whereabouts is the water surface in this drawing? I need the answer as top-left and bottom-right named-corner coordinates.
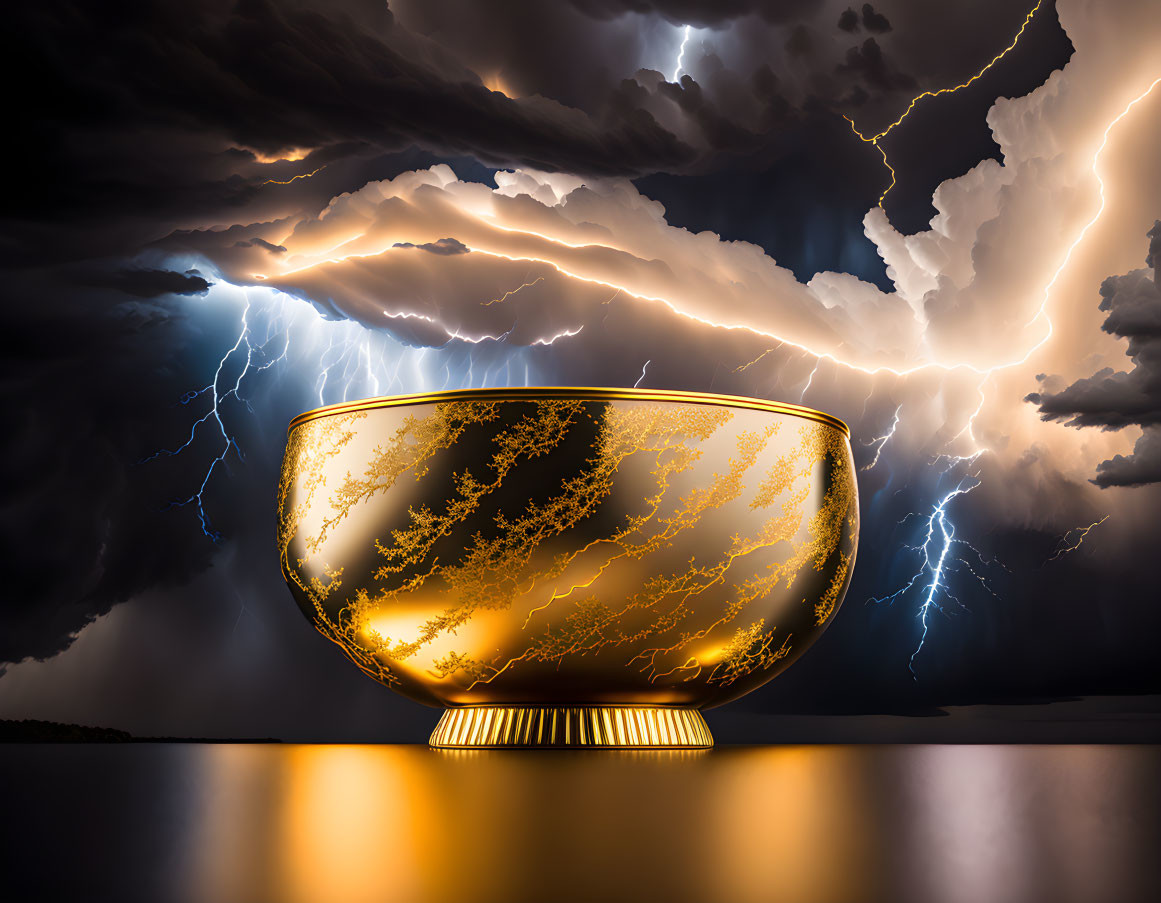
top-left (1, 744), bottom-right (1157, 903)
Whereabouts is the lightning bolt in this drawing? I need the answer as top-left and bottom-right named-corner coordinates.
top-left (381, 308), bottom-right (511, 344)
top-left (145, 279), bottom-right (547, 541)
top-left (869, 474), bottom-right (1001, 676)
top-left (733, 345), bottom-right (780, 373)
top-left (671, 25), bottom-right (692, 82)
top-left (147, 293), bottom-right (263, 540)
top-left (530, 325), bottom-right (584, 345)
top-left (799, 360), bottom-right (819, 401)
top-left (634, 359), bottom-right (652, 388)
top-left (481, 276), bottom-right (543, 306)
top-left (261, 165), bottom-right (326, 186)
top-left (1045, 515), bottom-right (1109, 563)
top-left (844, 0), bottom-right (1043, 207)
top-left (860, 404), bottom-right (901, 472)
top-left (1013, 75), bottom-right (1161, 356)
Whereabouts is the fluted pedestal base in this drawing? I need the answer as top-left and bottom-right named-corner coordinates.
top-left (429, 705), bottom-right (713, 749)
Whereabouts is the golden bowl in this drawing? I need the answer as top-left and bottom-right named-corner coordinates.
top-left (278, 388), bottom-right (858, 748)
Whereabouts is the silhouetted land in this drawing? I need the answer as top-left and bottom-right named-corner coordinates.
top-left (0, 719), bottom-right (280, 743)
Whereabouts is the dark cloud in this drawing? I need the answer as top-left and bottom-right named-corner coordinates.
top-left (80, 268), bottom-right (213, 298)
top-left (861, 3), bottom-right (892, 33)
top-left (392, 237), bottom-right (471, 255)
top-left (236, 238), bottom-right (288, 254)
top-left (1091, 428), bottom-right (1161, 488)
top-left (1028, 223), bottom-right (1161, 485)
top-left (0, 274), bottom-right (222, 666)
top-left (5, 0), bottom-right (1067, 275)
top-left (838, 38), bottom-right (917, 91)
top-left (838, 3), bottom-right (890, 34)
top-left (784, 24), bottom-right (815, 56)
top-left (6, 0), bottom-right (697, 264)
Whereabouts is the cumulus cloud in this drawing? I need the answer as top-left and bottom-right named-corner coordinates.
top-left (865, 0), bottom-right (1161, 370)
top-left (177, 163), bottom-right (926, 367)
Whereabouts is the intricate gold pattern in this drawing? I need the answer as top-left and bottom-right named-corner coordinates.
top-left (278, 390), bottom-right (859, 746)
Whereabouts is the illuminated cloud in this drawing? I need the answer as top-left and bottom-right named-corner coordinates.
top-left (1029, 223), bottom-right (1161, 485)
top-left (187, 163), bottom-right (925, 367)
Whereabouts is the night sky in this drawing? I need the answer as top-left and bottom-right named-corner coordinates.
top-left (2, 0), bottom-right (1159, 741)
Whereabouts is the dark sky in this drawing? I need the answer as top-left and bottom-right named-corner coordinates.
top-left (2, 0), bottom-right (1159, 741)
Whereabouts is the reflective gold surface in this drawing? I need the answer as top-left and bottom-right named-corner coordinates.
top-left (428, 705), bottom-right (713, 748)
top-left (288, 387), bottom-right (850, 434)
top-left (278, 388), bottom-right (859, 746)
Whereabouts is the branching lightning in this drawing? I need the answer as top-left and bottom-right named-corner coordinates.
top-left (1046, 515), bottom-right (1109, 563)
top-left (1014, 75), bottom-right (1161, 353)
top-left (145, 277), bottom-right (552, 540)
top-left (147, 295), bottom-right (260, 540)
top-left (883, 76), bottom-right (1161, 645)
top-left (860, 404), bottom-right (901, 472)
top-left (844, 0), bottom-right (1043, 207)
top-left (869, 474), bottom-right (1002, 676)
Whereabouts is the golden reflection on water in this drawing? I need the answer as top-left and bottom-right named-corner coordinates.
top-left (188, 745), bottom-right (876, 903)
top-left (182, 744), bottom-right (1157, 903)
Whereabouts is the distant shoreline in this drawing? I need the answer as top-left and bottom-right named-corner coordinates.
top-left (0, 719), bottom-right (280, 743)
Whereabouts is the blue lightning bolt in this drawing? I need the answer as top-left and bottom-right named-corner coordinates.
top-left (143, 271), bottom-right (573, 541)
top-left (869, 471), bottom-right (1003, 677)
top-left (144, 293), bottom-right (267, 540)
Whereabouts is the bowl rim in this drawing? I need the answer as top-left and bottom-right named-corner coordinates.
top-left (287, 387), bottom-right (850, 437)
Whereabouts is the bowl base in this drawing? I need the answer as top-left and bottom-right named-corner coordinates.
top-left (428, 705), bottom-right (713, 749)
